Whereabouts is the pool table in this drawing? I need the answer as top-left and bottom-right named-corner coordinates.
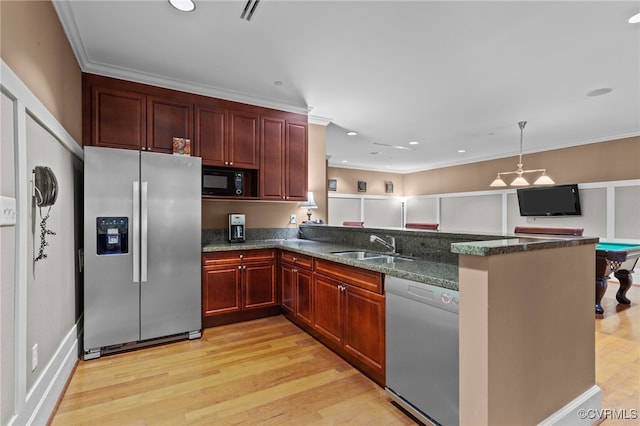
top-left (595, 242), bottom-right (640, 314)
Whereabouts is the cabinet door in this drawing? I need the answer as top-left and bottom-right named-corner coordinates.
top-left (196, 105), bottom-right (226, 165)
top-left (228, 110), bottom-right (259, 169)
top-left (91, 86), bottom-right (146, 150)
top-left (203, 265), bottom-right (241, 316)
top-left (313, 274), bottom-right (343, 345)
top-left (285, 121), bottom-right (308, 201)
top-left (296, 267), bottom-right (314, 327)
top-left (243, 261), bottom-right (277, 309)
top-left (343, 284), bottom-right (385, 373)
top-left (281, 263), bottom-right (295, 314)
top-left (260, 117), bottom-right (285, 199)
top-left (147, 96), bottom-right (193, 153)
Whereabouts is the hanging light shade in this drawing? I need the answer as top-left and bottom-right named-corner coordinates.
top-left (533, 172), bottom-right (555, 185)
top-left (511, 176), bottom-right (530, 186)
top-left (489, 121), bottom-right (555, 187)
top-left (489, 175), bottom-right (507, 187)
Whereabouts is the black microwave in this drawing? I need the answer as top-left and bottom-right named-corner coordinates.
top-left (202, 167), bottom-right (244, 196)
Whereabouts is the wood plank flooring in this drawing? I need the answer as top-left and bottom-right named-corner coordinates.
top-left (51, 282), bottom-right (639, 425)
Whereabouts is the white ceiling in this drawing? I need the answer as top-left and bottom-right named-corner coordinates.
top-left (54, 0), bottom-right (640, 173)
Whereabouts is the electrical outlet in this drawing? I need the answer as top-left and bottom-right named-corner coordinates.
top-left (290, 214), bottom-right (296, 224)
top-left (32, 343), bottom-right (38, 371)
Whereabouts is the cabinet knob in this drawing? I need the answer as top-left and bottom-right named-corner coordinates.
top-left (293, 269), bottom-right (297, 273)
top-left (238, 265), bottom-right (242, 270)
top-left (229, 162), bottom-right (233, 165)
top-left (243, 265), bottom-right (247, 270)
top-left (225, 161), bottom-right (229, 165)
top-left (292, 257), bottom-right (297, 261)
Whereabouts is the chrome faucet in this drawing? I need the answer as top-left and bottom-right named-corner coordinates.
top-left (370, 234), bottom-right (396, 254)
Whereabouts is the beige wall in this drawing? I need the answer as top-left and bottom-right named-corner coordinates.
top-left (330, 136), bottom-right (640, 196)
top-left (405, 136), bottom-right (640, 195)
top-left (327, 168), bottom-right (404, 196)
top-left (459, 244), bottom-right (596, 424)
top-left (202, 123), bottom-right (328, 228)
top-left (1, 0), bottom-right (82, 143)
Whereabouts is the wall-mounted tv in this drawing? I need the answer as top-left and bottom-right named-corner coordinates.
top-left (517, 184), bottom-right (582, 216)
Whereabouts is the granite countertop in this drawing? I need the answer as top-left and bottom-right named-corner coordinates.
top-left (202, 239), bottom-right (460, 290)
top-left (451, 235), bottom-right (599, 256)
top-left (202, 231), bottom-right (599, 291)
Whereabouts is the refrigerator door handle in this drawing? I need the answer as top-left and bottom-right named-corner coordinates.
top-left (141, 181), bottom-right (148, 283)
top-left (132, 181), bottom-right (140, 283)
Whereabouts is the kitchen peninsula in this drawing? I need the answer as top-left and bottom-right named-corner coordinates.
top-left (202, 224), bottom-right (600, 426)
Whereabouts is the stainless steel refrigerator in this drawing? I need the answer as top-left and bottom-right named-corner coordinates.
top-left (83, 146), bottom-right (202, 360)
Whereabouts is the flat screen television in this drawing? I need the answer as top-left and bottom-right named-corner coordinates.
top-left (517, 184), bottom-right (582, 216)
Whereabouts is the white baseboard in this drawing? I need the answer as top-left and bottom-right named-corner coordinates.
top-left (538, 385), bottom-right (602, 426)
top-left (10, 324), bottom-right (78, 426)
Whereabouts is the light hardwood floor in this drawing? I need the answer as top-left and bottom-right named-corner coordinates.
top-left (51, 282), bottom-right (639, 425)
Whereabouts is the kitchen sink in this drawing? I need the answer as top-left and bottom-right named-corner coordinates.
top-left (331, 250), bottom-right (384, 259)
top-left (365, 255), bottom-right (414, 264)
top-left (331, 251), bottom-right (414, 263)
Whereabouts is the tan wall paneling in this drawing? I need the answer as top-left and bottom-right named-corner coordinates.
top-left (404, 136), bottom-right (640, 196)
top-left (327, 167), bottom-right (404, 196)
top-left (307, 124), bottom-right (327, 223)
top-left (0, 0), bottom-right (82, 143)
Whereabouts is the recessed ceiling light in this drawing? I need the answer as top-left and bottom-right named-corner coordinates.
top-left (341, 160), bottom-right (349, 163)
top-left (457, 149), bottom-right (466, 153)
top-left (169, 0), bottom-right (196, 12)
top-left (370, 151), bottom-right (381, 155)
top-left (274, 81), bottom-right (283, 86)
top-left (346, 131), bottom-right (358, 136)
top-left (409, 141), bottom-right (419, 145)
top-left (629, 12), bottom-right (640, 23)
top-left (586, 88), bottom-right (613, 97)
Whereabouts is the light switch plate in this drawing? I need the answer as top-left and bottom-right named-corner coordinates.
top-left (0, 196), bottom-right (17, 226)
top-left (290, 214), bottom-right (296, 224)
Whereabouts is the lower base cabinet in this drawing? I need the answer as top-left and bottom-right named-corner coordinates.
top-left (280, 251), bottom-right (314, 327)
top-left (202, 249), bottom-right (385, 385)
top-left (202, 250), bottom-right (278, 327)
top-left (312, 259), bottom-right (385, 385)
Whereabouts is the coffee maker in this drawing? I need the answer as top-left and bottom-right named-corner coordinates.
top-left (228, 214), bottom-right (245, 243)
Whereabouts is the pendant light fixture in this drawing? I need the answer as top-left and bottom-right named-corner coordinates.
top-left (489, 121), bottom-right (555, 187)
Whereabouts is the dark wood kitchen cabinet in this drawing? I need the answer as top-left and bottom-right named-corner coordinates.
top-left (202, 250), bottom-right (278, 327)
top-left (84, 73), bottom-right (309, 199)
top-left (146, 96), bottom-right (193, 153)
top-left (280, 251), bottom-right (314, 327)
top-left (83, 74), bottom-right (195, 153)
top-left (86, 85), bottom-right (147, 150)
top-left (196, 105), bottom-right (260, 169)
top-left (260, 116), bottom-right (308, 200)
top-left (313, 259), bottom-right (385, 385)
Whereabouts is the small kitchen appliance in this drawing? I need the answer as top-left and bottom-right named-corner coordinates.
top-left (202, 166), bottom-right (244, 196)
top-left (229, 214), bottom-right (246, 243)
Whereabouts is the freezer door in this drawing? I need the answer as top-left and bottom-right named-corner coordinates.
top-left (139, 151), bottom-right (202, 340)
top-left (84, 147), bottom-right (141, 350)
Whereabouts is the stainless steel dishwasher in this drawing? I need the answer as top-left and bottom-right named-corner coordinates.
top-left (385, 276), bottom-right (459, 426)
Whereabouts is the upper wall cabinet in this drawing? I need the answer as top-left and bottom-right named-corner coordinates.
top-left (83, 74), bottom-right (195, 153)
top-left (83, 73), bottom-right (308, 200)
top-left (260, 115), bottom-right (308, 201)
top-left (88, 85), bottom-right (147, 150)
top-left (196, 103), bottom-right (260, 169)
top-left (147, 96), bottom-right (193, 153)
